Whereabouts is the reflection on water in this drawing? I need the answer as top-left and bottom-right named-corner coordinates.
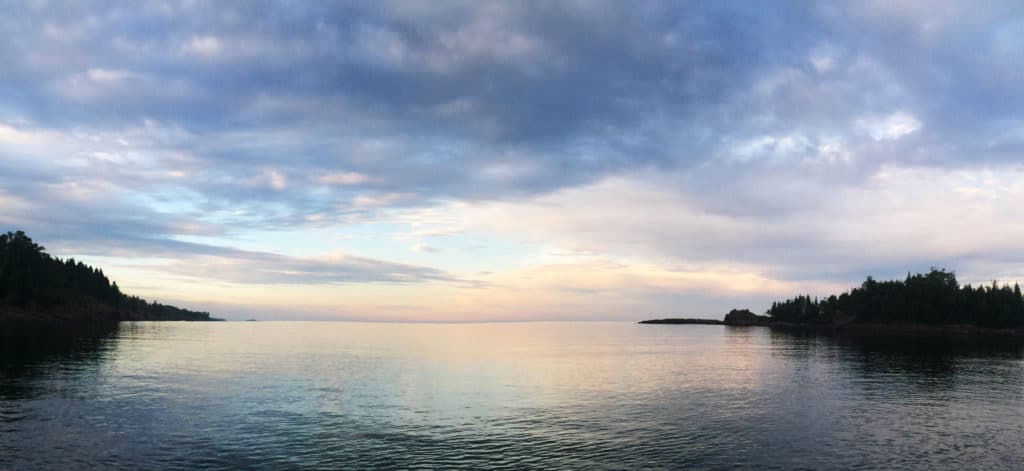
top-left (1, 322), bottom-right (1022, 469)
top-left (0, 322), bottom-right (120, 400)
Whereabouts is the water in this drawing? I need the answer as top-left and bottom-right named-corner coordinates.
top-left (2, 322), bottom-right (1022, 469)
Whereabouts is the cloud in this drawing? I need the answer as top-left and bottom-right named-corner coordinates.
top-left (410, 243), bottom-right (440, 253)
top-left (858, 112), bottom-right (922, 141)
top-left (1, 2), bottom-right (811, 191)
top-left (158, 250), bottom-right (455, 285)
top-left (2, 1), bottom-right (1024, 318)
top-left (393, 164), bottom-right (1024, 287)
top-left (316, 172), bottom-right (370, 185)
top-left (0, 174), bottom-right (455, 287)
top-left (181, 35), bottom-right (223, 57)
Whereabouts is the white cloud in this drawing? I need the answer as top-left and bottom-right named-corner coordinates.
top-left (808, 44), bottom-right (843, 74)
top-left (858, 112), bottom-right (922, 140)
top-left (810, 55), bottom-right (835, 73)
top-left (730, 133), bottom-right (814, 162)
top-left (182, 35), bottom-right (223, 57)
top-left (352, 193), bottom-right (415, 208)
top-left (411, 243), bottom-right (440, 253)
top-left (0, 123), bottom-right (53, 145)
top-left (85, 68), bottom-right (138, 83)
top-left (50, 69), bottom-right (194, 103)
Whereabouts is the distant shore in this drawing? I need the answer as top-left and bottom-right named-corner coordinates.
top-left (0, 306), bottom-right (223, 323)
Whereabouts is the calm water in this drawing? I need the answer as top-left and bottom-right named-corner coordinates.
top-left (1, 322), bottom-right (1022, 469)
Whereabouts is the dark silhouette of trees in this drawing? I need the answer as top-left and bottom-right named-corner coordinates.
top-left (768, 268), bottom-right (1024, 327)
top-left (0, 230), bottom-right (210, 320)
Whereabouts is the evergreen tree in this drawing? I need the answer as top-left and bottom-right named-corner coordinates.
top-left (767, 268), bottom-right (1024, 327)
top-left (0, 230), bottom-right (210, 320)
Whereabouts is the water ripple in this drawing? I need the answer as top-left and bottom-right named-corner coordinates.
top-left (1, 322), bottom-right (1022, 469)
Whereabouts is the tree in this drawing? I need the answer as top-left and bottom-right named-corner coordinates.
top-left (766, 269), bottom-right (1024, 327)
top-left (0, 230), bottom-right (211, 320)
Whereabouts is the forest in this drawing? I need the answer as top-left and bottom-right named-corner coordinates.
top-left (0, 230), bottom-right (212, 320)
top-left (768, 268), bottom-right (1024, 327)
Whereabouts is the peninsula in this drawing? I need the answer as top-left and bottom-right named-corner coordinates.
top-left (639, 318), bottom-right (723, 325)
top-left (639, 309), bottom-right (768, 326)
top-left (0, 231), bottom-right (219, 322)
top-left (641, 269), bottom-right (1024, 335)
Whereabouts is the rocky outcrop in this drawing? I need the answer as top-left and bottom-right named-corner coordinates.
top-left (723, 309), bottom-right (770, 326)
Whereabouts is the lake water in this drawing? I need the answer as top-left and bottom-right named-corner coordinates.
top-left (2, 321), bottom-right (1022, 469)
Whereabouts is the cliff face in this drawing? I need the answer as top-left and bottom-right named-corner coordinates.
top-left (723, 309), bottom-right (770, 326)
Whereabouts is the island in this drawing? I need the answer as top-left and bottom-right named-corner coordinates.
top-left (0, 231), bottom-right (220, 322)
top-left (642, 269), bottom-right (1024, 335)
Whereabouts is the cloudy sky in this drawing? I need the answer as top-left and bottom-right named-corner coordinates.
top-left (2, 1), bottom-right (1023, 321)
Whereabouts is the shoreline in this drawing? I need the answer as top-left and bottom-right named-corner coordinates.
top-left (772, 321), bottom-right (1024, 337)
top-left (640, 318), bottom-right (1024, 337)
top-left (0, 306), bottom-right (222, 323)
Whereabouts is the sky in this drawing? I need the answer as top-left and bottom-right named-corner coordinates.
top-left (2, 1), bottom-right (1024, 321)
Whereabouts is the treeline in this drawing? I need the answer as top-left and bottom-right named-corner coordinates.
top-left (0, 230), bottom-right (211, 320)
top-left (768, 269), bottom-right (1024, 327)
